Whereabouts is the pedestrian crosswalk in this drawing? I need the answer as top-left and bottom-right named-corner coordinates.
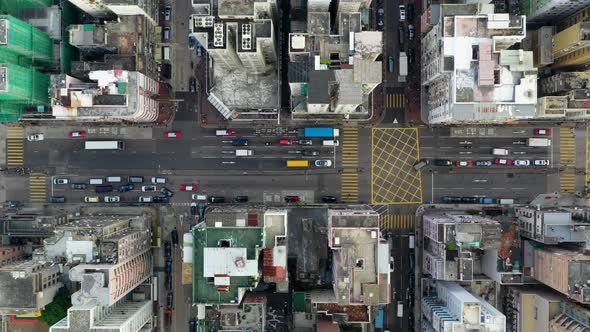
top-left (6, 126), bottom-right (24, 167)
top-left (560, 127), bottom-right (576, 193)
top-left (342, 127), bottom-right (358, 168)
top-left (341, 127), bottom-right (359, 203)
top-left (380, 215), bottom-right (416, 230)
top-left (29, 174), bottom-right (47, 203)
top-left (385, 94), bottom-right (406, 109)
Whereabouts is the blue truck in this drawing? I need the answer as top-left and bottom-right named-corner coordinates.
top-left (374, 305), bottom-right (384, 329)
top-left (299, 127), bottom-right (340, 138)
top-left (479, 197), bottom-right (494, 204)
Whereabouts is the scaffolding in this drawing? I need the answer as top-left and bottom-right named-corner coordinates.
top-left (0, 15), bottom-right (53, 64)
top-left (0, 63), bottom-right (49, 105)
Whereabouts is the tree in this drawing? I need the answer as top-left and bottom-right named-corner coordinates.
top-left (38, 290), bottom-right (71, 327)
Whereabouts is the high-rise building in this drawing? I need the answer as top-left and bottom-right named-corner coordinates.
top-left (0, 260), bottom-right (62, 314)
top-left (521, 0), bottom-right (590, 23)
top-left (0, 15), bottom-right (53, 122)
top-left (516, 206), bottom-right (590, 246)
top-left (50, 70), bottom-right (159, 123)
top-left (287, 0), bottom-right (382, 120)
top-left (50, 297), bottom-right (152, 332)
top-left (67, 0), bottom-right (158, 24)
top-left (524, 241), bottom-right (590, 304)
top-left (189, 0), bottom-right (279, 121)
top-left (504, 286), bottom-right (564, 332)
top-left (422, 213), bottom-right (501, 281)
top-left (422, 280), bottom-right (506, 332)
top-left (420, 3), bottom-right (537, 124)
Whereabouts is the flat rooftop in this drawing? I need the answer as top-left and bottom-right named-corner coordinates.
top-left (193, 226), bottom-right (263, 304)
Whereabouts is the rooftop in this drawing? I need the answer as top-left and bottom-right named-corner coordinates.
top-left (193, 226), bottom-right (263, 304)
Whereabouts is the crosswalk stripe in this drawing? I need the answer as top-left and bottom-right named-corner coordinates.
top-left (559, 127), bottom-right (576, 192)
top-left (385, 94), bottom-right (405, 108)
top-left (6, 127), bottom-right (24, 167)
top-left (380, 215), bottom-right (416, 230)
top-left (29, 174), bottom-right (47, 203)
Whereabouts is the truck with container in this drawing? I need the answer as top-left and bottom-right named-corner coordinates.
top-left (374, 305), bottom-right (384, 329)
top-left (399, 52), bottom-right (408, 82)
top-left (527, 138), bottom-right (551, 147)
top-left (235, 149), bottom-right (253, 156)
top-left (299, 127), bottom-right (340, 138)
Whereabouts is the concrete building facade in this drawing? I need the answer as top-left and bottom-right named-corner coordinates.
top-left (189, 0), bottom-right (280, 121)
top-left (516, 206), bottom-right (590, 246)
top-left (0, 260), bottom-right (62, 314)
top-left (521, 0), bottom-right (590, 24)
top-left (67, 0), bottom-right (158, 24)
top-left (525, 242), bottom-right (590, 304)
top-left (50, 70), bottom-right (159, 123)
top-left (287, 0), bottom-right (382, 119)
top-left (422, 213), bottom-right (501, 281)
top-left (422, 280), bottom-right (506, 332)
top-left (420, 3), bottom-right (537, 124)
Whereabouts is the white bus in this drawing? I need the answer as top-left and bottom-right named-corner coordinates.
top-left (85, 141), bottom-right (125, 150)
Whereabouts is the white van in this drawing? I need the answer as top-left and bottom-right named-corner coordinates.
top-left (492, 148), bottom-right (509, 156)
top-left (322, 140), bottom-right (340, 146)
top-left (89, 178), bottom-right (104, 185)
top-left (192, 194), bottom-right (207, 201)
top-left (498, 198), bottom-right (514, 205)
top-left (163, 46), bottom-right (170, 61)
top-left (106, 176), bottom-right (122, 183)
top-left (215, 129), bottom-right (234, 136)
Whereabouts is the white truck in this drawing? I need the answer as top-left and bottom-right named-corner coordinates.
top-left (236, 149), bottom-right (253, 157)
top-left (399, 52), bottom-right (408, 82)
top-left (527, 138), bottom-right (551, 147)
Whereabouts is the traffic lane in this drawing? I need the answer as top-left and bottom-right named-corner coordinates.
top-left (424, 171), bottom-right (548, 203)
top-left (49, 173), bottom-right (342, 203)
top-left (382, 0), bottom-right (401, 86)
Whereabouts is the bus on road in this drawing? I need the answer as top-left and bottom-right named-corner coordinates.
top-left (85, 141), bottom-right (125, 150)
top-left (286, 160), bottom-right (309, 168)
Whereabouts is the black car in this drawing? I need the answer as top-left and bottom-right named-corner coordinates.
top-left (433, 159), bottom-right (452, 166)
top-left (164, 241), bottom-right (172, 261)
top-left (165, 274), bottom-right (172, 290)
top-left (49, 196), bottom-right (65, 203)
top-left (302, 149), bottom-right (320, 156)
top-left (322, 196), bottom-right (337, 203)
top-left (152, 196), bottom-right (170, 203)
top-left (441, 196), bottom-right (462, 203)
top-left (189, 319), bottom-right (197, 332)
top-left (189, 77), bottom-right (197, 93)
top-left (461, 197), bottom-right (479, 204)
top-left (71, 183), bottom-right (87, 190)
top-left (408, 49), bottom-right (415, 65)
top-left (208, 196), bottom-right (225, 203)
top-left (118, 184), bottom-right (134, 192)
top-left (171, 229), bottom-right (179, 247)
top-left (197, 202), bottom-right (207, 222)
top-left (165, 260), bottom-right (172, 274)
top-left (234, 196), bottom-right (249, 203)
top-left (407, 4), bottom-right (414, 22)
top-left (166, 292), bottom-right (174, 310)
top-left (190, 202), bottom-right (197, 215)
top-left (162, 64), bottom-right (172, 80)
top-left (160, 187), bottom-right (174, 197)
top-left (95, 185), bottom-right (113, 193)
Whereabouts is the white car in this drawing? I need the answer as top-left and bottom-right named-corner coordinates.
top-left (104, 196), bottom-right (120, 203)
top-left (27, 134), bottom-right (44, 141)
top-left (141, 185), bottom-right (157, 192)
top-left (53, 178), bottom-right (69, 185)
top-left (514, 160), bottom-right (530, 166)
top-left (399, 5), bottom-right (406, 21)
top-left (315, 160), bottom-right (333, 167)
top-left (534, 159), bottom-right (550, 166)
top-left (151, 177), bottom-right (167, 184)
